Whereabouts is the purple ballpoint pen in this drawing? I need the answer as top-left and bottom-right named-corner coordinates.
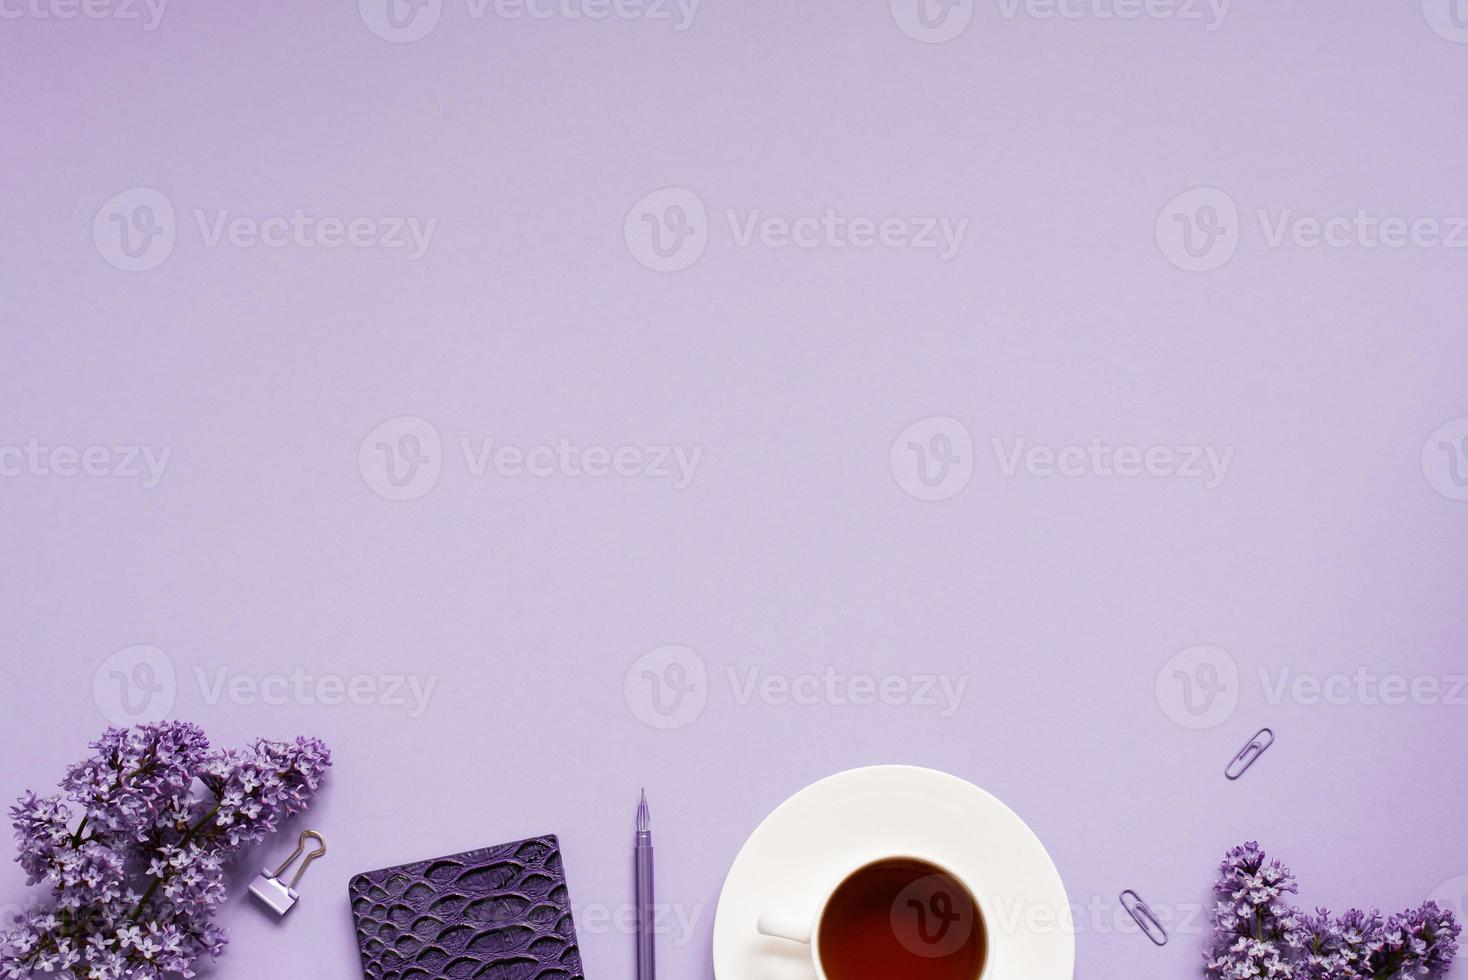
top-left (636, 790), bottom-right (656, 980)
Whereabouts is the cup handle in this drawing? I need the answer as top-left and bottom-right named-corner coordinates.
top-left (756, 912), bottom-right (813, 945)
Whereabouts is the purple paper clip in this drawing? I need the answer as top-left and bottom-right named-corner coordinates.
top-left (1119, 890), bottom-right (1168, 947)
top-left (1225, 728), bottom-right (1275, 781)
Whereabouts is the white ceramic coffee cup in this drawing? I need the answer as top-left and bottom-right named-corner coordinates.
top-left (756, 852), bottom-right (996, 980)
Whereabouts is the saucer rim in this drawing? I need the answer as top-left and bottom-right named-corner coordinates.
top-left (711, 763), bottom-right (1075, 980)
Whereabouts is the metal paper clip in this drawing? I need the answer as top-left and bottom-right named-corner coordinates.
top-left (1119, 890), bottom-right (1168, 947)
top-left (249, 830), bottom-right (327, 916)
top-left (1225, 728), bottom-right (1275, 781)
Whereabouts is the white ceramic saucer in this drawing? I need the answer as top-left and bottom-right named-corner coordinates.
top-left (712, 765), bottom-right (1075, 980)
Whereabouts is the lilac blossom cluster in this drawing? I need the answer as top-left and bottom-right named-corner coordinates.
top-left (1, 723), bottom-right (330, 979)
top-left (1208, 842), bottom-right (1461, 980)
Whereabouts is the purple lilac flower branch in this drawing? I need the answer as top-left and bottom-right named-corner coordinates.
top-left (1207, 843), bottom-right (1461, 980)
top-left (1, 723), bottom-right (329, 980)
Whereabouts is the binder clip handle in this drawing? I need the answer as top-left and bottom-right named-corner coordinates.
top-left (271, 830), bottom-right (328, 890)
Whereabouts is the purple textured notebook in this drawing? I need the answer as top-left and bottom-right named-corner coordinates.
top-left (349, 834), bottom-right (585, 980)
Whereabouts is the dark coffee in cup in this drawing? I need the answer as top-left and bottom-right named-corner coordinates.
top-left (816, 858), bottom-right (986, 980)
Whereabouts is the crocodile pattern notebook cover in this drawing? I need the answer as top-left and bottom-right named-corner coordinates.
top-left (349, 834), bottom-right (585, 980)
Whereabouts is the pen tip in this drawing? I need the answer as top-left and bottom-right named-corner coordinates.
top-left (636, 789), bottom-right (650, 832)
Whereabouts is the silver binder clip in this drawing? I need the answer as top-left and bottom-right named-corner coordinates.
top-left (1119, 890), bottom-right (1168, 947)
top-left (1225, 728), bottom-right (1275, 781)
top-left (250, 830), bottom-right (327, 916)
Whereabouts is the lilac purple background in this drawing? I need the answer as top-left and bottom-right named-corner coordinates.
top-left (3, 1), bottom-right (1468, 978)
